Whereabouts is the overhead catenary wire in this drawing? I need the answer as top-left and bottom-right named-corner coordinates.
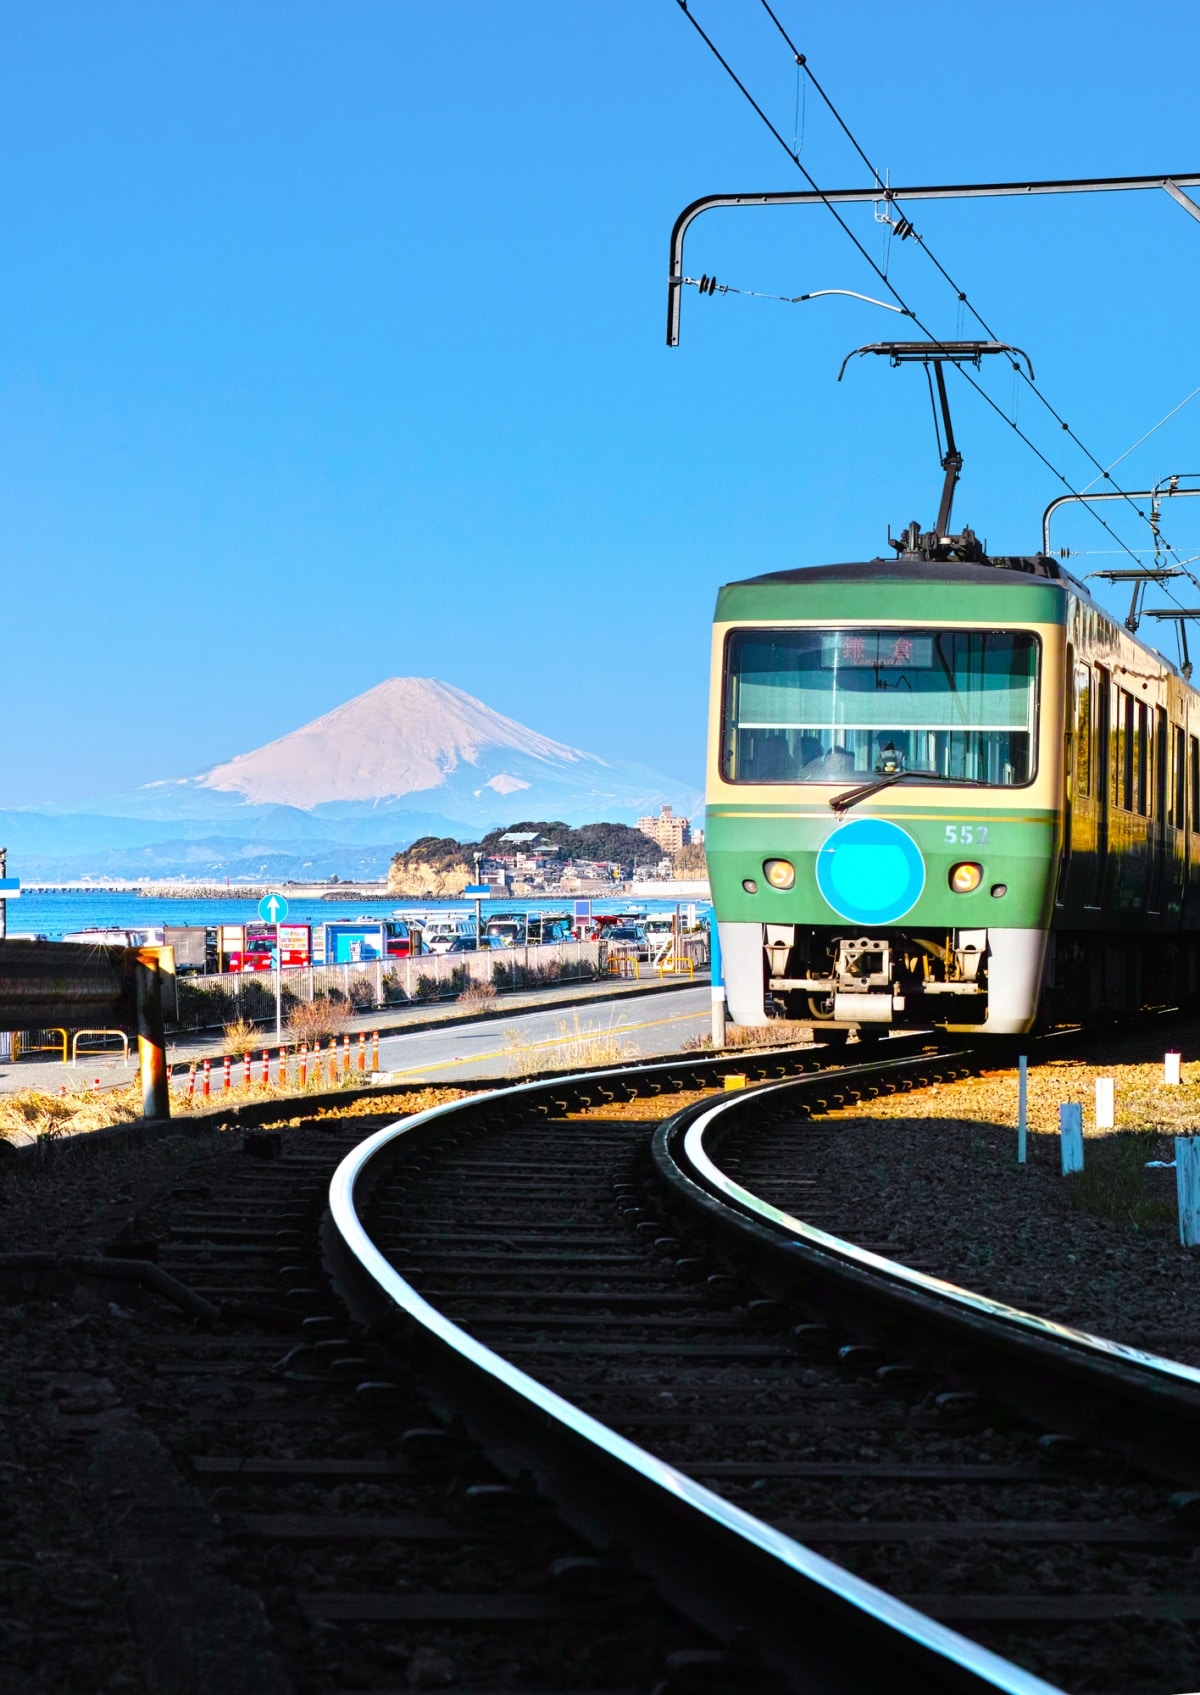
top-left (682, 274), bottom-right (906, 312)
top-left (754, 0), bottom-right (1177, 542)
top-left (754, 4), bottom-right (1200, 647)
top-left (1079, 384), bottom-right (1200, 494)
top-left (673, 0), bottom-right (1200, 613)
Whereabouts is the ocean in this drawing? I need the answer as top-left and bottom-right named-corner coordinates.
top-left (7, 889), bottom-right (700, 942)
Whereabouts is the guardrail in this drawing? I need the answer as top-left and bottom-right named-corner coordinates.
top-left (0, 940), bottom-right (172, 1116)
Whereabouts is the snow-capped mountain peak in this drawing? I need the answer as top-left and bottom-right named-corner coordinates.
top-left (195, 677), bottom-right (600, 808)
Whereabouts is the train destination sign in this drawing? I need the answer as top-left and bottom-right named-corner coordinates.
top-left (821, 632), bottom-right (935, 669)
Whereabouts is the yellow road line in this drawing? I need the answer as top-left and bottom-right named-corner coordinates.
top-left (383, 1008), bottom-right (709, 1080)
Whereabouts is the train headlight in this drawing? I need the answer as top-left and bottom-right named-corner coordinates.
top-left (763, 858), bottom-right (796, 890)
top-left (949, 862), bottom-right (983, 894)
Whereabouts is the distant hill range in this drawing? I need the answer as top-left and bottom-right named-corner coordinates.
top-left (3, 679), bottom-right (701, 881)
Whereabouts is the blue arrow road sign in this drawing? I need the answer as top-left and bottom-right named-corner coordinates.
top-left (259, 891), bottom-right (289, 923)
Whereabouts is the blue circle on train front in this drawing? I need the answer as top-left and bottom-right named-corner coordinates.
top-left (815, 818), bottom-right (925, 924)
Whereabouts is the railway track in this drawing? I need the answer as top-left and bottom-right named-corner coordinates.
top-left (50, 1032), bottom-right (1200, 1694)
top-left (325, 1041), bottom-right (1200, 1695)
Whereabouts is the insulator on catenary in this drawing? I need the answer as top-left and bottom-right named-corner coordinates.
top-left (893, 217), bottom-right (915, 240)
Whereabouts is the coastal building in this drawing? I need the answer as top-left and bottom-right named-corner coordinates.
top-left (636, 805), bottom-right (691, 853)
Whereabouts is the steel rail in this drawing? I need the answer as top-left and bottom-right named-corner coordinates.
top-left (326, 1046), bottom-right (1060, 1695)
top-left (653, 1064), bottom-right (1200, 1491)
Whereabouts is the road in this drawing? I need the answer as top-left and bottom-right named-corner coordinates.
top-left (374, 984), bottom-right (712, 1084)
top-left (0, 982), bottom-right (713, 1097)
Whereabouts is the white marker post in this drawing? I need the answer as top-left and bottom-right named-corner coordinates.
top-left (1017, 1055), bottom-right (1028, 1164)
top-left (1095, 1077), bottom-right (1115, 1130)
top-left (1059, 1102), bottom-right (1084, 1174)
top-left (1166, 1051), bottom-right (1182, 1086)
top-left (1176, 1138), bottom-right (1200, 1247)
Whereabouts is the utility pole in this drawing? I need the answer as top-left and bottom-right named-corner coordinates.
top-left (0, 848), bottom-right (7, 941)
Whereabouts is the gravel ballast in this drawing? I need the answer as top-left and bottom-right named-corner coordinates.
top-left (768, 1030), bottom-right (1200, 1367)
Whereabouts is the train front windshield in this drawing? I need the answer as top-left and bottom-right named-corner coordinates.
top-left (722, 628), bottom-right (1039, 786)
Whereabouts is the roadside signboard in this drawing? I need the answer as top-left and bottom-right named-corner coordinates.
top-left (573, 899), bottom-right (592, 920)
top-left (277, 923), bottom-right (309, 962)
top-left (0, 878), bottom-right (20, 898)
top-left (463, 884), bottom-right (490, 946)
top-left (259, 891), bottom-right (289, 924)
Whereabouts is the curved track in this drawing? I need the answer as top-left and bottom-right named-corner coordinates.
top-left (78, 1035), bottom-right (1196, 1692)
top-left (320, 1048), bottom-right (1047, 1692)
top-left (322, 1041), bottom-right (1200, 1695)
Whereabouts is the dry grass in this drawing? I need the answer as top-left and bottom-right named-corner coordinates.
top-left (0, 1070), bottom-right (466, 1144)
top-left (222, 1018), bottom-right (261, 1057)
top-left (0, 1083), bottom-right (142, 1141)
top-left (457, 981), bottom-right (498, 1012)
top-left (682, 1020), bottom-right (815, 1054)
top-left (504, 1011), bottom-right (637, 1077)
top-left (287, 997), bottom-right (352, 1043)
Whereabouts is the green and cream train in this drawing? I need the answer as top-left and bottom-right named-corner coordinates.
top-left (706, 553), bottom-right (1200, 1036)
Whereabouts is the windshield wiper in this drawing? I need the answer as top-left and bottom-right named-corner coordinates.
top-left (830, 770), bottom-right (991, 815)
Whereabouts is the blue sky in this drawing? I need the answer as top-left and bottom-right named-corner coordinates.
top-left (4, 1), bottom-right (1200, 806)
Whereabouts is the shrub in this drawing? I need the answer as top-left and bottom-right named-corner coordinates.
top-left (174, 979), bottom-right (236, 1031)
top-left (457, 981), bottom-right (498, 1012)
top-left (238, 979), bottom-right (278, 1023)
top-left (288, 995), bottom-right (352, 1042)
top-left (347, 973), bottom-right (376, 1009)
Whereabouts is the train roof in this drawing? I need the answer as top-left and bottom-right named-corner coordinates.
top-left (729, 556), bottom-right (1062, 589)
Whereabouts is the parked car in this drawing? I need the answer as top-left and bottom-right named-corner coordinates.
top-left (483, 919), bottom-right (524, 947)
top-left (440, 934), bottom-right (505, 955)
top-left (606, 924), bottom-right (650, 961)
top-left (427, 930), bottom-right (477, 955)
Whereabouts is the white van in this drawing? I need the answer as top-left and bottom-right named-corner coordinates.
top-left (420, 912), bottom-right (477, 954)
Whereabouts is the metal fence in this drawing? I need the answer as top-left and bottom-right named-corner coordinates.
top-left (166, 939), bottom-right (605, 1034)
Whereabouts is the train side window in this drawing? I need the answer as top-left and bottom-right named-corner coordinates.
top-left (1104, 675), bottom-right (1117, 808)
top-left (1175, 726), bottom-right (1187, 829)
top-left (1073, 664), bottom-right (1091, 797)
top-left (1192, 735), bottom-right (1200, 831)
top-left (1155, 707), bottom-right (1167, 820)
top-left (1136, 701), bottom-right (1149, 815)
top-left (1119, 691), bottom-right (1135, 810)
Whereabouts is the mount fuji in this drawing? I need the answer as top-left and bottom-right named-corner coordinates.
top-left (3, 680), bottom-right (702, 879)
